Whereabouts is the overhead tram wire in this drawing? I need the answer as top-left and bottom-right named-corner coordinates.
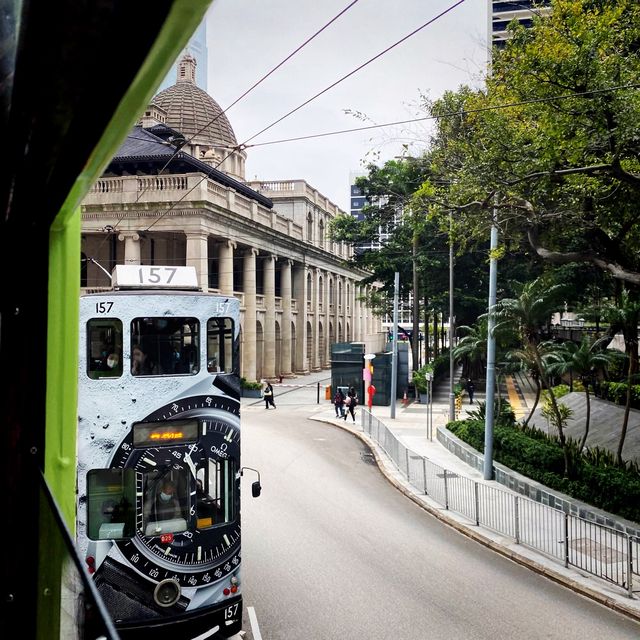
top-left (140, 0), bottom-right (469, 233)
top-left (84, 79), bottom-right (638, 238)
top-left (102, 0), bottom-right (362, 240)
top-left (244, 82), bottom-right (640, 149)
top-left (239, 0), bottom-right (468, 147)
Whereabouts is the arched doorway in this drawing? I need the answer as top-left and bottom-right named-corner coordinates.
top-left (256, 321), bottom-right (264, 381)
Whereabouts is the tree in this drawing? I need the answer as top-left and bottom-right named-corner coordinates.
top-left (600, 288), bottom-right (640, 463)
top-left (424, 0), bottom-right (640, 287)
top-left (546, 336), bottom-right (619, 453)
top-left (502, 340), bottom-right (557, 428)
top-left (493, 278), bottom-right (572, 474)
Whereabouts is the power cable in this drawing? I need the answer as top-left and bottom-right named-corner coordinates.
top-left (140, 0), bottom-right (468, 232)
top-left (104, 0), bottom-right (362, 238)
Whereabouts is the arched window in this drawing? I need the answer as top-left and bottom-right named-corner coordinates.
top-left (306, 211), bottom-right (313, 242)
top-left (318, 219), bottom-right (325, 248)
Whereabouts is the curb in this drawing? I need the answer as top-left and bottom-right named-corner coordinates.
top-left (311, 414), bottom-right (640, 625)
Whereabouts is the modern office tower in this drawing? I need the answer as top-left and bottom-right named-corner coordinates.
top-left (157, 17), bottom-right (209, 92)
top-left (491, 0), bottom-right (552, 49)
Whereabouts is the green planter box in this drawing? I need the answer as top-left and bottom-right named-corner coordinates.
top-left (241, 388), bottom-right (262, 398)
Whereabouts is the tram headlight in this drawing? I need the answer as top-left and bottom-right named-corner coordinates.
top-left (153, 578), bottom-right (181, 607)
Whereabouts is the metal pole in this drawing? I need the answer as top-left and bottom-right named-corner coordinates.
top-left (449, 210), bottom-right (456, 422)
top-left (483, 223), bottom-right (498, 480)
top-left (390, 271), bottom-right (399, 418)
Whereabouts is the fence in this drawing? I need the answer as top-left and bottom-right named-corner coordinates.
top-left (361, 409), bottom-right (640, 598)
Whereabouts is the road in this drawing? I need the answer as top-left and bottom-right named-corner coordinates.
top-left (235, 384), bottom-right (640, 639)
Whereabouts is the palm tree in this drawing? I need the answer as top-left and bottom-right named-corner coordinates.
top-left (493, 278), bottom-right (571, 474)
top-left (453, 320), bottom-right (488, 382)
top-left (600, 289), bottom-right (640, 465)
top-left (502, 340), bottom-right (556, 428)
top-left (546, 336), bottom-right (619, 454)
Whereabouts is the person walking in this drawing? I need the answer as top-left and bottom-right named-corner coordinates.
top-left (343, 386), bottom-right (358, 422)
top-left (467, 379), bottom-right (475, 404)
top-left (333, 389), bottom-right (345, 417)
top-left (263, 381), bottom-right (276, 409)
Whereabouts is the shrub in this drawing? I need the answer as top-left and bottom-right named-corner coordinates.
top-left (240, 377), bottom-right (262, 391)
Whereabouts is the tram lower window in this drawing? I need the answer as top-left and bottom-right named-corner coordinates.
top-left (87, 469), bottom-right (136, 540)
top-left (143, 469), bottom-right (189, 536)
top-left (196, 459), bottom-right (236, 529)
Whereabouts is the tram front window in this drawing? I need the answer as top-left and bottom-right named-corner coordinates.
top-left (143, 470), bottom-right (189, 536)
top-left (131, 316), bottom-right (200, 376)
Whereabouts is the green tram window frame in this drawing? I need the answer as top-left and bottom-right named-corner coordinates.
top-left (87, 318), bottom-right (123, 379)
top-left (86, 469), bottom-right (136, 540)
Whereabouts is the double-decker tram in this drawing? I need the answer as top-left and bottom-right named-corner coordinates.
top-left (76, 265), bottom-right (259, 639)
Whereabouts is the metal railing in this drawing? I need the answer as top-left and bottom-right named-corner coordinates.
top-left (361, 408), bottom-right (640, 598)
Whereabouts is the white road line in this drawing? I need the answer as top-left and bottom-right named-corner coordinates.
top-left (247, 606), bottom-right (263, 640)
top-left (190, 625), bottom-right (220, 640)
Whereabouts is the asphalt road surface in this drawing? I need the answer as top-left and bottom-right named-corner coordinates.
top-left (236, 390), bottom-right (640, 640)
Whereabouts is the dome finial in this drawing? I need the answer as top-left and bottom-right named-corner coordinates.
top-left (177, 53), bottom-right (197, 84)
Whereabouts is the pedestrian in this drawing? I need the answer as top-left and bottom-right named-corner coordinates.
top-left (344, 386), bottom-right (358, 422)
top-left (131, 343), bottom-right (161, 376)
top-left (333, 389), bottom-right (345, 417)
top-left (467, 379), bottom-right (475, 404)
top-left (263, 381), bottom-right (276, 409)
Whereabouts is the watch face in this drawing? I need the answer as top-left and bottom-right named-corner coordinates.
top-left (109, 395), bottom-right (241, 587)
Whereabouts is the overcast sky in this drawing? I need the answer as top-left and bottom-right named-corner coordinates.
top-left (205, 0), bottom-right (489, 212)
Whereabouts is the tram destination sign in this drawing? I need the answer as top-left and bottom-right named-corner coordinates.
top-left (112, 265), bottom-right (200, 290)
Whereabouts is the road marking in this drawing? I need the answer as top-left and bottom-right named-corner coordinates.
top-left (506, 375), bottom-right (525, 417)
top-left (190, 625), bottom-right (220, 640)
top-left (247, 606), bottom-right (263, 640)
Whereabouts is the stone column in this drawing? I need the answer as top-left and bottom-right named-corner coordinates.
top-left (263, 254), bottom-right (276, 379)
top-left (293, 264), bottom-right (308, 373)
top-left (323, 269), bottom-right (331, 366)
top-left (242, 248), bottom-right (258, 381)
top-left (281, 260), bottom-right (293, 376)
top-left (218, 240), bottom-right (236, 295)
top-left (118, 232), bottom-right (140, 265)
top-left (334, 275), bottom-right (341, 344)
top-left (354, 284), bottom-right (362, 342)
top-left (186, 231), bottom-right (208, 291)
top-left (311, 267), bottom-right (320, 371)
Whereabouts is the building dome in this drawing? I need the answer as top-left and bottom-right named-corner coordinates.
top-left (152, 54), bottom-right (237, 149)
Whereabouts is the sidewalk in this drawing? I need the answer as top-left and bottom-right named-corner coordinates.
top-left (284, 369), bottom-right (640, 624)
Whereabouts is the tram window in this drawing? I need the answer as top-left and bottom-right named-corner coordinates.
top-left (87, 469), bottom-right (135, 540)
top-left (195, 458), bottom-right (236, 529)
top-left (87, 319), bottom-right (123, 379)
top-left (207, 318), bottom-right (235, 373)
top-left (142, 469), bottom-right (189, 536)
top-left (131, 317), bottom-right (200, 376)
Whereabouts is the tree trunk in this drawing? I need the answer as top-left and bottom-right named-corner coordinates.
top-left (617, 336), bottom-right (637, 464)
top-left (533, 343), bottom-right (570, 476)
top-left (579, 385), bottom-right (590, 454)
top-left (434, 313), bottom-right (439, 359)
top-left (523, 375), bottom-right (541, 428)
top-left (424, 295), bottom-right (429, 365)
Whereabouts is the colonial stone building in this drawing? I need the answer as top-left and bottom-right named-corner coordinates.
top-left (81, 54), bottom-right (383, 382)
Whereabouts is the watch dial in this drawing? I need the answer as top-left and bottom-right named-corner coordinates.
top-left (110, 395), bottom-right (241, 586)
